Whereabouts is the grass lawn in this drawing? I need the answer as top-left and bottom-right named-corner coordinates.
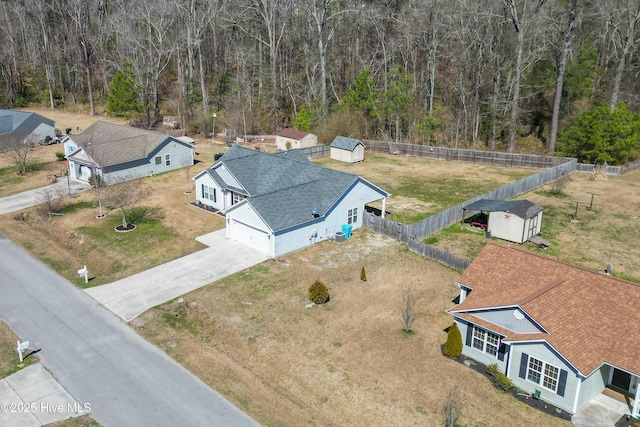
top-left (426, 169), bottom-right (640, 283)
top-left (0, 110), bottom-right (629, 426)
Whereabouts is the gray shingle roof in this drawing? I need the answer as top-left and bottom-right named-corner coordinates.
top-left (464, 199), bottom-right (542, 219)
top-left (70, 121), bottom-right (187, 167)
top-left (0, 110), bottom-right (55, 136)
top-left (330, 136), bottom-right (362, 151)
top-left (208, 146), bottom-right (388, 232)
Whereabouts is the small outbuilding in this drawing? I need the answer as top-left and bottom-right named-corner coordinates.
top-left (463, 199), bottom-right (543, 244)
top-left (276, 128), bottom-right (318, 150)
top-left (330, 136), bottom-right (365, 163)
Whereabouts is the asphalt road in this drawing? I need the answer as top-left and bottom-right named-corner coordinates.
top-left (0, 234), bottom-right (260, 427)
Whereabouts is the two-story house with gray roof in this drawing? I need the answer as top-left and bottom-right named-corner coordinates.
top-left (193, 145), bottom-right (389, 257)
top-left (64, 121), bottom-right (194, 183)
top-left (448, 243), bottom-right (640, 418)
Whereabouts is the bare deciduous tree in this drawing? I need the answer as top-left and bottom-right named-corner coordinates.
top-left (37, 187), bottom-right (66, 218)
top-left (401, 286), bottom-right (415, 333)
top-left (103, 176), bottom-right (147, 229)
top-left (442, 387), bottom-right (462, 427)
top-left (2, 135), bottom-right (38, 175)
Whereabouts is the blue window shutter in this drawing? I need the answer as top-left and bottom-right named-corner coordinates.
top-left (557, 370), bottom-right (568, 397)
top-left (498, 343), bottom-right (506, 361)
top-left (465, 323), bottom-right (473, 347)
top-left (519, 353), bottom-right (529, 379)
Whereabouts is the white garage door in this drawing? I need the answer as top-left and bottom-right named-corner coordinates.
top-left (228, 220), bottom-right (271, 256)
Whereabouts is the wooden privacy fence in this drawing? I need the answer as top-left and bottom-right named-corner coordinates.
top-left (407, 159), bottom-right (577, 239)
top-left (363, 158), bottom-right (577, 270)
top-left (364, 212), bottom-right (472, 270)
top-left (301, 145), bottom-right (330, 158)
top-left (362, 140), bottom-right (573, 169)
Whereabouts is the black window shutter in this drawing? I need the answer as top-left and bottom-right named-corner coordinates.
top-left (465, 323), bottom-right (473, 347)
top-left (519, 353), bottom-right (529, 379)
top-left (498, 343), bottom-right (506, 361)
top-left (557, 370), bottom-right (568, 397)
top-left (201, 184), bottom-right (204, 197)
top-left (213, 188), bottom-right (216, 203)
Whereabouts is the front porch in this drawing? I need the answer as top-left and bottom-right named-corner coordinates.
top-left (572, 388), bottom-right (638, 427)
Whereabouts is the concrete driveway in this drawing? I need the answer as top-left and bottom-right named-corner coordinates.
top-left (0, 363), bottom-right (81, 427)
top-left (0, 178), bottom-right (90, 215)
top-left (85, 229), bottom-right (268, 321)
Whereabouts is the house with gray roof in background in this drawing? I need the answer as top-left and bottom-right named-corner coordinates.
top-left (0, 109), bottom-right (56, 150)
top-left (64, 121), bottom-right (194, 183)
top-left (193, 145), bottom-right (389, 257)
top-left (330, 136), bottom-right (365, 163)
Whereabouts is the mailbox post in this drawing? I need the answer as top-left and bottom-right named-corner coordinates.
top-left (16, 340), bottom-right (29, 362)
top-left (78, 265), bottom-right (88, 283)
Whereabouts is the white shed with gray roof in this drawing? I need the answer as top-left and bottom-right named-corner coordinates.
top-left (463, 199), bottom-right (543, 244)
top-left (330, 136), bottom-right (365, 163)
top-left (193, 146), bottom-right (389, 257)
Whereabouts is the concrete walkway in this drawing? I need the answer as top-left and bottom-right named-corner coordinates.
top-left (572, 394), bottom-right (629, 427)
top-left (0, 178), bottom-right (90, 215)
top-left (85, 229), bottom-right (268, 321)
top-left (0, 363), bottom-right (82, 427)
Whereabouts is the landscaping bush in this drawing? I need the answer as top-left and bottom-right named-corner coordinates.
top-left (443, 322), bottom-right (462, 358)
top-left (55, 151), bottom-right (65, 162)
top-left (308, 280), bottom-right (330, 304)
top-left (360, 266), bottom-right (367, 281)
top-left (493, 372), bottom-right (513, 392)
top-left (485, 363), bottom-right (499, 377)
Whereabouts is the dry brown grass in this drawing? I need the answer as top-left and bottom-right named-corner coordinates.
top-left (134, 232), bottom-right (570, 427)
top-left (1, 109), bottom-right (628, 426)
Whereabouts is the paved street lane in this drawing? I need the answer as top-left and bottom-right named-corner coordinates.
top-left (0, 235), bottom-right (259, 427)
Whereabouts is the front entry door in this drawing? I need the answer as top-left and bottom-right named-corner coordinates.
top-left (611, 368), bottom-right (632, 392)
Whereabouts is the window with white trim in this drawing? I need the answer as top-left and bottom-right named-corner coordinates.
top-left (165, 154), bottom-right (171, 166)
top-left (472, 326), bottom-right (500, 357)
top-left (202, 185), bottom-right (216, 202)
top-left (347, 207), bottom-right (358, 224)
top-left (527, 356), bottom-right (559, 392)
top-left (233, 192), bottom-right (245, 205)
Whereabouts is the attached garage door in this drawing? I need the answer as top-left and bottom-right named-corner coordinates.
top-left (228, 220), bottom-right (271, 256)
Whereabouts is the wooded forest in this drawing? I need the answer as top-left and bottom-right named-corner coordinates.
top-left (2, 0), bottom-right (640, 162)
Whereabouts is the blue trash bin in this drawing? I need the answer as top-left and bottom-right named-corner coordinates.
top-left (342, 224), bottom-right (352, 239)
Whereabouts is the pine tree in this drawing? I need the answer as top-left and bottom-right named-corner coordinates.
top-left (107, 61), bottom-right (143, 119)
top-left (443, 322), bottom-right (463, 358)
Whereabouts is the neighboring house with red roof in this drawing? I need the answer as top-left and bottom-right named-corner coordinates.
top-left (448, 244), bottom-right (639, 417)
top-left (275, 128), bottom-right (318, 150)
top-left (64, 121), bottom-right (194, 183)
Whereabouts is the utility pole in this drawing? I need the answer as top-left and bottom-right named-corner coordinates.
top-left (212, 112), bottom-right (217, 144)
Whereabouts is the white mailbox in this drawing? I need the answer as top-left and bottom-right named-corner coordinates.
top-left (78, 265), bottom-right (88, 283)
